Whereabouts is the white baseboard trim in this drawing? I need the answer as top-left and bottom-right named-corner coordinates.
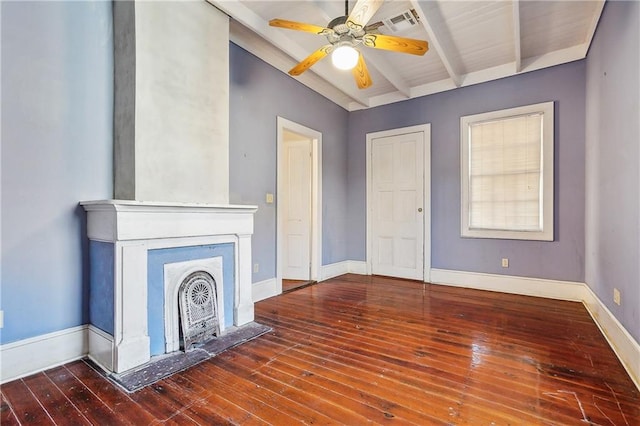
top-left (582, 285), bottom-right (640, 390)
top-left (319, 260), bottom-right (368, 281)
top-left (430, 268), bottom-right (639, 391)
top-left (347, 260), bottom-right (368, 275)
top-left (87, 325), bottom-right (114, 373)
top-left (320, 261), bottom-right (349, 281)
top-left (0, 325), bottom-right (88, 384)
top-left (253, 277), bottom-right (277, 302)
top-left (430, 268), bottom-right (586, 301)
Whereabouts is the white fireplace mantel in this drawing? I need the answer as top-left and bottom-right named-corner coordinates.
top-left (80, 200), bottom-right (257, 373)
top-left (81, 200), bottom-right (257, 242)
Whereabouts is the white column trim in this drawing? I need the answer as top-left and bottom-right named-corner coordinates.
top-left (235, 234), bottom-right (255, 325)
top-left (113, 243), bottom-right (151, 373)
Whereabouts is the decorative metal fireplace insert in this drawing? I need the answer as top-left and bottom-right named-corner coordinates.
top-left (179, 271), bottom-right (220, 351)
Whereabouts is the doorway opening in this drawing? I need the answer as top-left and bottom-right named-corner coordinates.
top-left (277, 117), bottom-right (322, 294)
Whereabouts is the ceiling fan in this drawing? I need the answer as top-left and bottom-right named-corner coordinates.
top-left (269, 0), bottom-right (429, 89)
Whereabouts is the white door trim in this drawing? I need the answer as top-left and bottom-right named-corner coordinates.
top-left (276, 117), bottom-right (322, 294)
top-left (366, 124), bottom-right (431, 282)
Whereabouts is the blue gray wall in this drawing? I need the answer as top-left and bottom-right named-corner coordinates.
top-left (585, 1), bottom-right (639, 342)
top-left (1, 1), bottom-right (636, 350)
top-left (348, 61), bottom-right (586, 283)
top-left (229, 43), bottom-right (350, 282)
top-left (1, 1), bottom-right (113, 344)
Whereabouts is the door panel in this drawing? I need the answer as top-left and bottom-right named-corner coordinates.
top-left (283, 138), bottom-right (312, 280)
top-left (371, 131), bottom-right (424, 280)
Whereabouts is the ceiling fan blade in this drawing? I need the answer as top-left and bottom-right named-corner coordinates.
top-left (346, 0), bottom-right (384, 31)
top-left (352, 52), bottom-right (372, 89)
top-left (269, 18), bottom-right (332, 35)
top-left (362, 33), bottom-right (429, 56)
top-left (289, 45), bottom-right (332, 76)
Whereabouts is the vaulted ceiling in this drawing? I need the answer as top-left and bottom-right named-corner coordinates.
top-left (210, 0), bottom-right (605, 111)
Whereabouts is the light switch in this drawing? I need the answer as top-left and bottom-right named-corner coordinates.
top-left (266, 193), bottom-right (274, 204)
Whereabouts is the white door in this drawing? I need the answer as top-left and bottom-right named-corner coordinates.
top-left (370, 131), bottom-right (425, 280)
top-left (283, 136), bottom-right (312, 280)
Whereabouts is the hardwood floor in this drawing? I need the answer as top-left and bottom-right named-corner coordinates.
top-left (2, 274), bottom-right (638, 425)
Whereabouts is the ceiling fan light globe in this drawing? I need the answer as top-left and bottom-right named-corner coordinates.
top-left (331, 45), bottom-right (359, 70)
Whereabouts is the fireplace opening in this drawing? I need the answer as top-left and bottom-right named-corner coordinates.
top-left (163, 256), bottom-right (225, 355)
top-left (178, 271), bottom-right (220, 351)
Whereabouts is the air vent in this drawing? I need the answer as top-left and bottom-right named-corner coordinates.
top-left (381, 9), bottom-right (419, 34)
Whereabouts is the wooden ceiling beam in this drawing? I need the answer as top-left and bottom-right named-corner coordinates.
top-left (410, 0), bottom-right (462, 88)
top-left (512, 0), bottom-right (522, 73)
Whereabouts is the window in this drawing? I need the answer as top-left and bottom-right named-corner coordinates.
top-left (460, 102), bottom-right (554, 241)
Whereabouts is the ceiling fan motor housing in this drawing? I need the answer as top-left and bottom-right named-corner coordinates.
top-left (327, 15), bottom-right (365, 45)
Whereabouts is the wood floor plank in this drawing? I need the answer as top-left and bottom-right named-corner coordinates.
top-left (153, 411), bottom-right (201, 425)
top-left (66, 360), bottom-right (156, 425)
top-left (260, 314), bottom-right (473, 394)
top-left (22, 371), bottom-right (90, 425)
top-left (187, 359), bottom-right (341, 424)
top-left (180, 397), bottom-right (238, 425)
top-left (0, 274), bottom-right (638, 425)
top-left (233, 341), bottom-right (452, 424)
top-left (229, 334), bottom-right (460, 421)
top-left (44, 366), bottom-right (126, 425)
top-left (182, 363), bottom-right (288, 424)
top-left (0, 390), bottom-right (20, 426)
top-left (128, 381), bottom-right (194, 422)
top-left (211, 351), bottom-right (378, 425)
top-left (1, 378), bottom-right (54, 425)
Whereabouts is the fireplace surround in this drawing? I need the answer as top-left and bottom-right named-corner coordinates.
top-left (81, 200), bottom-right (257, 374)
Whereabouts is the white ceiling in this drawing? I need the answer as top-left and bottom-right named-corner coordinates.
top-left (210, 0), bottom-right (605, 111)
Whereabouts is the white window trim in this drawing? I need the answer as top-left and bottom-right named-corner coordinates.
top-left (460, 101), bottom-right (554, 241)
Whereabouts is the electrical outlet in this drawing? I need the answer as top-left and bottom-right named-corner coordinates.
top-left (253, 263), bottom-right (259, 273)
top-left (613, 288), bottom-right (621, 305)
top-left (501, 258), bottom-right (509, 268)
top-left (265, 193), bottom-right (274, 204)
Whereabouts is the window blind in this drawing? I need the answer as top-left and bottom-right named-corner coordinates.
top-left (468, 113), bottom-right (543, 232)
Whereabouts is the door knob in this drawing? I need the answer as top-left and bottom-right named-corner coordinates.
top-left (418, 208), bottom-right (423, 212)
